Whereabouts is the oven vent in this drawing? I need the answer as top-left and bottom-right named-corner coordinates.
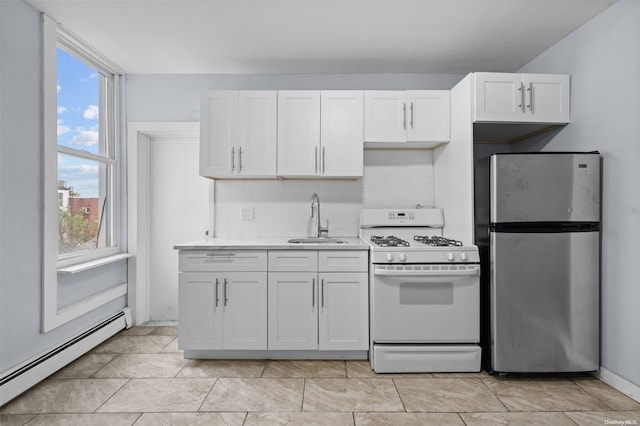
top-left (376, 264), bottom-right (480, 272)
top-left (0, 308), bottom-right (131, 406)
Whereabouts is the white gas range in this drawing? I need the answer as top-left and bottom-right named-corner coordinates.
top-left (360, 208), bottom-right (481, 373)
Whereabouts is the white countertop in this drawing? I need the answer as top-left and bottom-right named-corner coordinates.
top-left (174, 237), bottom-right (369, 250)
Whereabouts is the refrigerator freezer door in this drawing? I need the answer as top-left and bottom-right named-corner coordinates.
top-left (490, 153), bottom-right (600, 223)
top-left (490, 230), bottom-right (599, 372)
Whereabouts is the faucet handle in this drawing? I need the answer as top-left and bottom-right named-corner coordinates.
top-left (318, 219), bottom-right (330, 237)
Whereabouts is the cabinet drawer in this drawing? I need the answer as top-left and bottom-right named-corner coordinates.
top-left (179, 251), bottom-right (267, 272)
top-left (268, 251), bottom-right (318, 271)
top-left (318, 251), bottom-right (368, 272)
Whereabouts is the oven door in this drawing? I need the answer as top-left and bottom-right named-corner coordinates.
top-left (372, 264), bottom-right (480, 343)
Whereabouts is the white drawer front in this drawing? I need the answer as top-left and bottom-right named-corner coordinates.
top-left (268, 251), bottom-right (318, 271)
top-left (179, 251), bottom-right (267, 272)
top-left (318, 251), bottom-right (368, 272)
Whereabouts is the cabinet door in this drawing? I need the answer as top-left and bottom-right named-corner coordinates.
top-left (277, 91), bottom-right (321, 176)
top-left (222, 272), bottom-right (267, 350)
top-left (268, 272), bottom-right (318, 350)
top-left (238, 91), bottom-right (277, 177)
top-left (178, 273), bottom-right (223, 350)
top-left (318, 272), bottom-right (369, 351)
top-left (200, 91), bottom-right (238, 177)
top-left (407, 90), bottom-right (450, 142)
top-left (364, 91), bottom-right (407, 143)
top-left (320, 91), bottom-right (364, 177)
top-left (523, 74), bottom-right (570, 123)
top-left (474, 73), bottom-right (524, 122)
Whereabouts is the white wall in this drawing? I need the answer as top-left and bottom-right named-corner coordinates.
top-left (517, 0), bottom-right (640, 388)
top-left (0, 0), bottom-right (127, 374)
top-left (126, 74), bottom-right (464, 122)
top-left (214, 150), bottom-right (434, 238)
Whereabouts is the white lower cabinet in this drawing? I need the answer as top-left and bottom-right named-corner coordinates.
top-left (268, 272), bottom-right (318, 350)
top-left (178, 251), bottom-right (267, 351)
top-left (179, 249), bottom-right (368, 356)
top-left (178, 273), bottom-right (222, 350)
top-left (268, 250), bottom-right (369, 352)
top-left (179, 272), bottom-right (267, 350)
top-left (318, 272), bottom-right (369, 351)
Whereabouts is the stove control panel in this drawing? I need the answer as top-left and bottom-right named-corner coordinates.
top-left (446, 252), bottom-right (470, 261)
top-left (387, 212), bottom-right (415, 221)
top-left (360, 208), bottom-right (444, 228)
top-left (371, 248), bottom-right (480, 264)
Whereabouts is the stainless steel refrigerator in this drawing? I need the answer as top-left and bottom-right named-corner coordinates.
top-left (474, 152), bottom-right (601, 373)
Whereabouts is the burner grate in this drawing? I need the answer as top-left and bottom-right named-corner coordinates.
top-left (413, 235), bottom-right (463, 247)
top-left (370, 235), bottom-right (410, 247)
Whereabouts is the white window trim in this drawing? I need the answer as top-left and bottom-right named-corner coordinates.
top-left (42, 15), bottom-right (127, 332)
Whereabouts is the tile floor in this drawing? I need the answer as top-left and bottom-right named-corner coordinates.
top-left (2, 325), bottom-right (639, 425)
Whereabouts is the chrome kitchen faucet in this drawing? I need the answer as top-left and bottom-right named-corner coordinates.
top-left (310, 193), bottom-right (329, 238)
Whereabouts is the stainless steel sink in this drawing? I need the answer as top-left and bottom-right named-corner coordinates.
top-left (287, 238), bottom-right (346, 244)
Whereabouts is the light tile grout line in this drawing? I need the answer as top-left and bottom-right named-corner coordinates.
top-left (93, 377), bottom-right (132, 415)
top-left (196, 377), bottom-right (218, 413)
top-left (390, 378), bottom-right (408, 413)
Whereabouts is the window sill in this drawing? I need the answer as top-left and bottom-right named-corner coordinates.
top-left (57, 253), bottom-right (132, 274)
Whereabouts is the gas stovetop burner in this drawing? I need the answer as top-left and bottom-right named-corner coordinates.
top-left (413, 235), bottom-right (463, 247)
top-left (370, 235), bottom-right (410, 247)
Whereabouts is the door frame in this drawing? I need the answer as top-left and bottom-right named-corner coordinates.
top-left (127, 122), bottom-right (213, 325)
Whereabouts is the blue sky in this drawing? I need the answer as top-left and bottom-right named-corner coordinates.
top-left (57, 47), bottom-right (102, 198)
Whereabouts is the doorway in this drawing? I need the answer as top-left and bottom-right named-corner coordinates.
top-left (128, 122), bottom-right (211, 325)
top-left (148, 136), bottom-right (210, 321)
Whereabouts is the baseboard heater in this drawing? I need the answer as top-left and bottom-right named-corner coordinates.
top-left (0, 308), bottom-right (131, 406)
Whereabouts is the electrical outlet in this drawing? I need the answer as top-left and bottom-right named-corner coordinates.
top-left (241, 207), bottom-right (254, 221)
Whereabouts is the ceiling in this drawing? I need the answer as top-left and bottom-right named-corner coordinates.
top-left (25, 0), bottom-right (618, 75)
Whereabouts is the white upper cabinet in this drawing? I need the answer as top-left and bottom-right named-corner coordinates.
top-left (474, 73), bottom-right (570, 123)
top-left (364, 90), bottom-right (450, 147)
top-left (277, 91), bottom-right (321, 176)
top-left (200, 91), bottom-right (238, 178)
top-left (407, 91), bottom-right (450, 142)
top-left (237, 91), bottom-right (278, 176)
top-left (364, 91), bottom-right (407, 143)
top-left (320, 91), bottom-right (364, 177)
top-left (277, 91), bottom-right (364, 178)
top-left (200, 91), bottom-right (277, 178)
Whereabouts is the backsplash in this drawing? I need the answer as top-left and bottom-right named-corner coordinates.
top-left (214, 149), bottom-right (434, 238)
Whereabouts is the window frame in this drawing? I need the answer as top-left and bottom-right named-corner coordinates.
top-left (53, 27), bottom-right (124, 267)
top-left (42, 16), bottom-right (127, 332)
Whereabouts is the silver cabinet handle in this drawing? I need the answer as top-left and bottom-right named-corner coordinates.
top-left (314, 146), bottom-right (318, 174)
top-left (206, 252), bottom-right (235, 257)
top-left (518, 82), bottom-right (525, 112)
top-left (224, 278), bottom-right (228, 306)
top-left (231, 147), bottom-right (235, 172)
top-left (215, 278), bottom-right (219, 307)
top-left (410, 102), bottom-right (414, 128)
top-left (321, 278), bottom-right (325, 308)
top-left (402, 103), bottom-right (407, 129)
top-left (238, 147), bottom-right (243, 172)
top-left (312, 278), bottom-right (315, 307)
top-left (526, 83), bottom-right (533, 112)
top-left (322, 147), bottom-right (325, 174)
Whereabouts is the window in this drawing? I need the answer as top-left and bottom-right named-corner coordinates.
top-left (42, 17), bottom-right (127, 332)
top-left (54, 31), bottom-right (122, 265)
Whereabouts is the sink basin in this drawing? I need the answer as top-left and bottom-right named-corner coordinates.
top-left (288, 238), bottom-right (346, 244)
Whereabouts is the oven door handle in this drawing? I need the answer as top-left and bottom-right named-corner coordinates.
top-left (374, 267), bottom-right (479, 277)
